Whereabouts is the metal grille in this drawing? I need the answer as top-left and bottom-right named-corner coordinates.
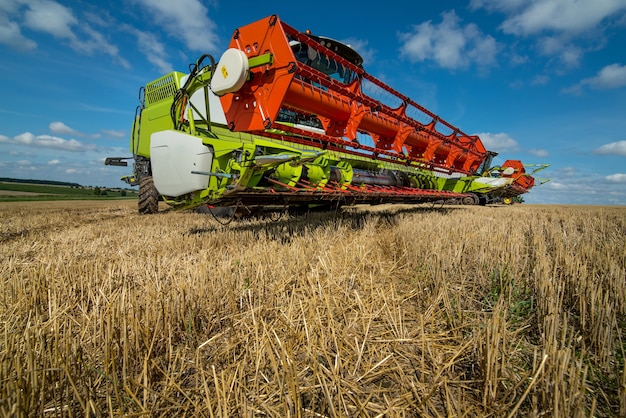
top-left (145, 73), bottom-right (178, 106)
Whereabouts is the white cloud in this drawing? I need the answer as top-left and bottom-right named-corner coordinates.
top-left (606, 173), bottom-right (626, 183)
top-left (16, 159), bottom-right (31, 166)
top-left (65, 168), bottom-right (78, 174)
top-left (537, 35), bottom-right (583, 66)
top-left (101, 129), bottom-right (126, 138)
top-left (4, 132), bottom-right (97, 152)
top-left (547, 180), bottom-right (566, 190)
top-left (471, 0), bottom-right (626, 67)
top-left (49, 121), bottom-right (101, 139)
top-left (34, 135), bottom-right (92, 151)
top-left (399, 11), bottom-right (498, 70)
top-left (14, 132), bottom-right (35, 145)
top-left (563, 64), bottom-right (626, 94)
top-left (0, 0), bottom-right (20, 14)
top-left (131, 28), bottom-right (172, 73)
top-left (556, 166), bottom-right (577, 177)
top-left (3, 0), bottom-right (129, 67)
top-left (526, 169), bottom-right (626, 204)
top-left (133, 0), bottom-right (219, 52)
top-left (509, 0), bottom-right (626, 35)
top-left (594, 140), bottom-right (626, 156)
top-left (23, 0), bottom-right (77, 39)
top-left (528, 148), bottom-right (549, 157)
top-left (0, 16), bottom-right (37, 50)
top-left (582, 63), bottom-right (626, 89)
top-left (49, 121), bottom-right (79, 136)
top-left (0, 132), bottom-right (136, 187)
top-left (71, 25), bottom-right (130, 69)
top-left (474, 132), bottom-right (520, 152)
top-left (471, 0), bottom-right (626, 35)
top-left (531, 172), bottom-right (626, 205)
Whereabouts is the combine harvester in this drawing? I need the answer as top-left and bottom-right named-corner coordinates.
top-left (106, 15), bottom-right (542, 214)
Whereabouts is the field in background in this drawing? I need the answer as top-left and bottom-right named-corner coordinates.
top-left (0, 201), bottom-right (624, 416)
top-left (0, 181), bottom-right (137, 201)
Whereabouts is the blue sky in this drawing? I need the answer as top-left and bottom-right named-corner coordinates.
top-left (1, 0), bottom-right (625, 205)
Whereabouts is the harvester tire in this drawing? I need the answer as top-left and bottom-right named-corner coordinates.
top-left (462, 196), bottom-right (475, 205)
top-left (138, 176), bottom-right (159, 214)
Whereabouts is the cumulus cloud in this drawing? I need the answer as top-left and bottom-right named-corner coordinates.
top-left (23, 0), bottom-right (77, 39)
top-left (525, 168), bottom-right (626, 205)
top-left (101, 129), bottom-right (126, 138)
top-left (474, 132), bottom-right (520, 152)
top-left (556, 166), bottom-right (577, 177)
top-left (72, 25), bottom-right (130, 68)
top-left (129, 28), bottom-right (172, 73)
top-left (471, 0), bottom-right (626, 67)
top-left (0, 0), bottom-right (20, 14)
top-left (49, 121), bottom-right (80, 136)
top-left (536, 35), bottom-right (583, 66)
top-left (594, 140), bottom-right (626, 156)
top-left (0, 0), bottom-right (287, 73)
top-left (546, 181), bottom-right (565, 189)
top-left (3, 132), bottom-right (97, 152)
top-left (1, 0), bottom-right (128, 67)
top-left (606, 173), bottom-right (626, 183)
top-left (133, 0), bottom-right (219, 52)
top-left (48, 159), bottom-right (60, 165)
top-left (563, 63), bottom-right (626, 93)
top-left (0, 16), bottom-right (37, 51)
top-left (399, 11), bottom-right (498, 71)
top-left (49, 121), bottom-right (102, 139)
top-left (470, 0), bottom-right (626, 35)
top-left (528, 148), bottom-right (549, 157)
top-left (593, 63), bottom-right (626, 88)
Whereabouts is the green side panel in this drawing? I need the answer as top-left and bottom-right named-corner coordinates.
top-left (132, 72), bottom-right (185, 157)
top-left (437, 177), bottom-right (471, 193)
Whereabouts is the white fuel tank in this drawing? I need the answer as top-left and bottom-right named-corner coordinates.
top-left (150, 130), bottom-right (213, 197)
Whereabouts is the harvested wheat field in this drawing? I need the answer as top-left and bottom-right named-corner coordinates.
top-left (0, 200), bottom-right (625, 417)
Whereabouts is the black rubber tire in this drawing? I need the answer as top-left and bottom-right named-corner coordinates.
top-left (462, 196), bottom-right (475, 205)
top-left (138, 176), bottom-right (159, 214)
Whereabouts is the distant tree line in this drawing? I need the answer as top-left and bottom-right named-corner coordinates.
top-left (0, 177), bottom-right (81, 188)
top-left (93, 187), bottom-right (127, 196)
